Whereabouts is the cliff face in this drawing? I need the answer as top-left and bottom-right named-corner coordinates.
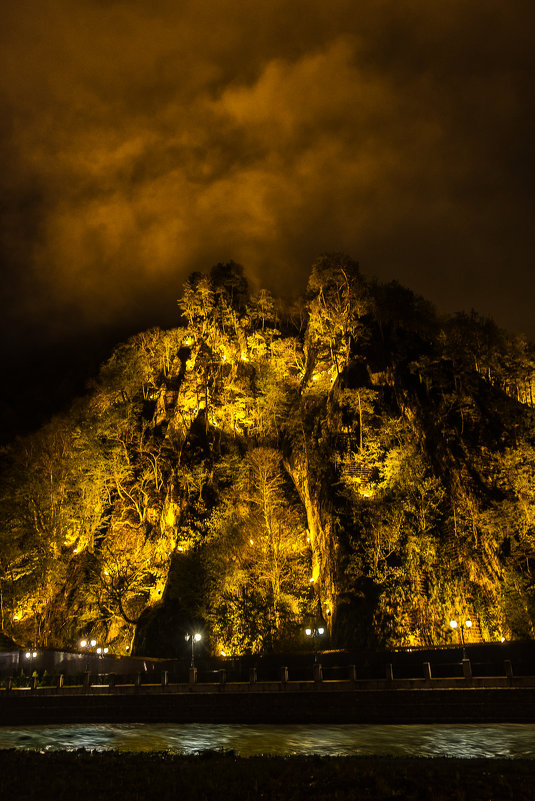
top-left (1, 255), bottom-right (535, 657)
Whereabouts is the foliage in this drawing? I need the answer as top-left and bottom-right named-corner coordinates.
top-left (203, 446), bottom-right (311, 653)
top-left (1, 253), bottom-right (535, 654)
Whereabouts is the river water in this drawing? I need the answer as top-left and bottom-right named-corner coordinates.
top-left (0, 723), bottom-right (534, 758)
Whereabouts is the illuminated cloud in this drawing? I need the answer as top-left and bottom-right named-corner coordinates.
top-left (1, 0), bottom-right (534, 350)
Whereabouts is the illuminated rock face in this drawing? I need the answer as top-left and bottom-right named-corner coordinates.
top-left (2, 257), bottom-right (535, 656)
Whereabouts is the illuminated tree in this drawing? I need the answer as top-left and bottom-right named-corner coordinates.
top-left (204, 447), bottom-right (310, 653)
top-left (305, 253), bottom-right (370, 378)
top-left (2, 255), bottom-right (535, 654)
top-left (178, 273), bottom-right (215, 339)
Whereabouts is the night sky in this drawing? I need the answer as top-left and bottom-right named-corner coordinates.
top-left (1, 1), bottom-right (534, 440)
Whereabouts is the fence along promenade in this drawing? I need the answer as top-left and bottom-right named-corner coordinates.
top-left (1, 654), bottom-right (535, 726)
top-left (0, 653), bottom-right (530, 694)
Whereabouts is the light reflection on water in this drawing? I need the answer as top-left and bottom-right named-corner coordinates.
top-left (0, 723), bottom-right (534, 758)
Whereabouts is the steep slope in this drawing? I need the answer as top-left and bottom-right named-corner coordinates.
top-left (1, 255), bottom-right (534, 657)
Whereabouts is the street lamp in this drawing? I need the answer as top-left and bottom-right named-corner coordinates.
top-left (450, 618), bottom-right (472, 659)
top-left (24, 650), bottom-right (38, 681)
top-left (185, 632), bottom-right (202, 667)
top-left (305, 626), bottom-right (325, 663)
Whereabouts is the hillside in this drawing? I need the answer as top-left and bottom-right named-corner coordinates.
top-left (1, 254), bottom-right (534, 658)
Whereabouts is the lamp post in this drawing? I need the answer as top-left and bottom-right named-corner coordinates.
top-left (450, 618), bottom-right (472, 659)
top-left (185, 632), bottom-right (202, 668)
top-left (24, 650), bottom-right (37, 674)
top-left (25, 650), bottom-right (38, 688)
top-left (305, 626), bottom-right (325, 663)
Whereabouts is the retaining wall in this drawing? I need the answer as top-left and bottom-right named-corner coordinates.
top-left (1, 679), bottom-right (534, 726)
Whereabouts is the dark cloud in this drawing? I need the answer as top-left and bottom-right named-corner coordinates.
top-left (1, 0), bottom-right (534, 435)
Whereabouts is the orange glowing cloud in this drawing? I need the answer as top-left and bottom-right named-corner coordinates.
top-left (0, 0), bottom-right (533, 347)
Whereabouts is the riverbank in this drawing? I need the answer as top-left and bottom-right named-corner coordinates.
top-left (1, 750), bottom-right (534, 800)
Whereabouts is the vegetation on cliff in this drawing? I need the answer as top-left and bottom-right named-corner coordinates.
top-left (1, 254), bottom-right (535, 657)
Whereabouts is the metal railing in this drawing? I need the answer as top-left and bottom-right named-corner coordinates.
top-left (1, 657), bottom-right (529, 695)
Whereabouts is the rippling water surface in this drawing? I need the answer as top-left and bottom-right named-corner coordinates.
top-left (0, 723), bottom-right (534, 758)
